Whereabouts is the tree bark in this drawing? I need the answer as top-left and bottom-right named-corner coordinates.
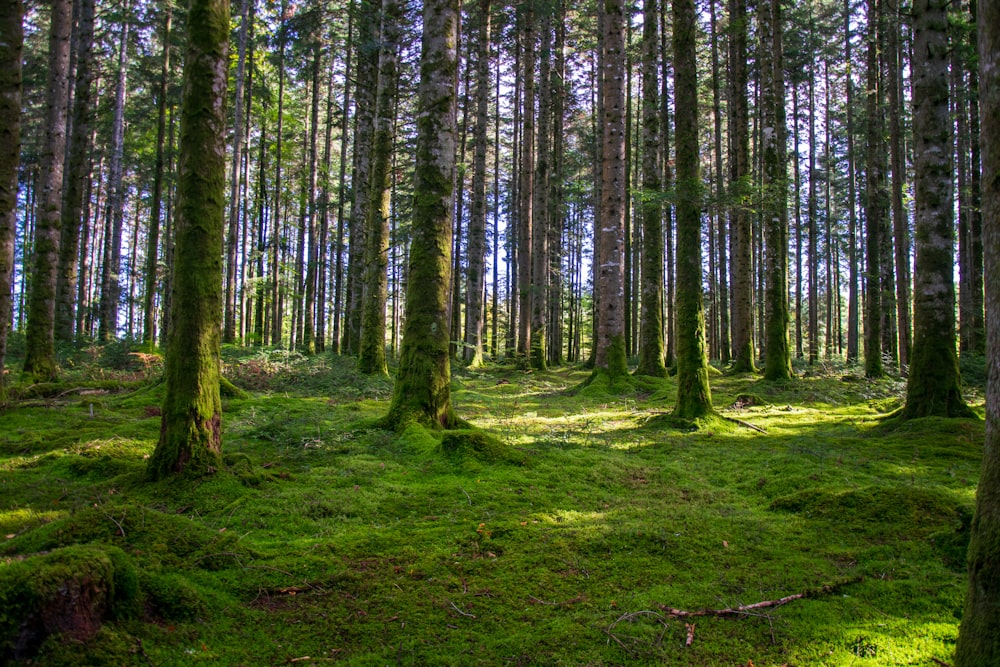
top-left (98, 5), bottom-right (130, 343)
top-left (760, 0), bottom-right (792, 382)
top-left (463, 0), bottom-right (491, 367)
top-left (955, 0), bottom-right (1000, 660)
top-left (54, 0), bottom-right (95, 343)
top-left (728, 0), bottom-right (754, 373)
top-left (142, 3), bottom-right (172, 349)
top-left (384, 0), bottom-right (460, 429)
top-left (863, 0), bottom-right (886, 378)
top-left (223, 0), bottom-right (249, 344)
top-left (23, 0), bottom-right (71, 381)
top-left (635, 0), bottom-right (666, 378)
top-left (887, 0), bottom-right (911, 368)
top-left (899, 0), bottom-right (974, 419)
top-left (358, 0), bottom-right (400, 375)
top-left (672, 0), bottom-right (712, 418)
top-left (0, 0), bottom-right (22, 389)
top-left (845, 0), bottom-right (860, 364)
top-left (148, 0), bottom-right (229, 479)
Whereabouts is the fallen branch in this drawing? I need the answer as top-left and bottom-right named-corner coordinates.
top-left (723, 415), bottom-right (767, 434)
top-left (659, 576), bottom-right (863, 619)
top-left (684, 623), bottom-right (695, 647)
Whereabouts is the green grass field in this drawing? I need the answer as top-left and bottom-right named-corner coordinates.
top-left (0, 347), bottom-right (984, 665)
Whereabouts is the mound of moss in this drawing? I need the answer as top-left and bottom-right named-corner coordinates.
top-left (0, 545), bottom-right (139, 661)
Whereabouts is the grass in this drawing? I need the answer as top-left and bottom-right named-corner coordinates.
top-left (0, 344), bottom-right (984, 666)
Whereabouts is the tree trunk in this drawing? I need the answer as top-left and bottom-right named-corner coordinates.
top-left (223, 0), bottom-right (249, 344)
top-left (807, 9), bottom-right (818, 365)
top-left (517, 4), bottom-right (535, 362)
top-left (148, 0), bottom-right (228, 479)
top-left (54, 0), bottom-right (95, 343)
top-left (384, 0), bottom-right (460, 429)
top-left (343, 0), bottom-right (379, 355)
top-left (22, 0), bottom-right (71, 382)
top-left (270, 5), bottom-right (287, 347)
top-left (887, 0), bottom-right (911, 368)
top-left (899, 0), bottom-right (974, 419)
top-left (143, 4), bottom-right (172, 349)
top-left (863, 0), bottom-right (885, 378)
top-left (98, 5), bottom-right (130, 343)
top-left (635, 0), bottom-right (666, 378)
top-left (845, 0), bottom-right (860, 364)
top-left (710, 0), bottom-right (729, 365)
top-left (728, 0), bottom-right (754, 373)
top-left (955, 0), bottom-right (1000, 660)
top-left (0, 0), bottom-right (22, 389)
top-left (593, 0), bottom-right (627, 378)
top-left (331, 2), bottom-right (354, 354)
top-left (530, 7), bottom-right (552, 371)
top-left (672, 0), bottom-right (712, 417)
top-left (358, 0), bottom-right (400, 375)
top-left (463, 0), bottom-right (491, 367)
top-left (760, 0), bottom-right (792, 382)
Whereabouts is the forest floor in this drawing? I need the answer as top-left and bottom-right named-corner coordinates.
top-left (0, 340), bottom-right (987, 666)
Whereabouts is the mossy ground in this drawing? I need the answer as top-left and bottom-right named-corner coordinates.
top-left (0, 343), bottom-right (985, 665)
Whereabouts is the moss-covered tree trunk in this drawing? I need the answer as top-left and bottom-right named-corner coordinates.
top-left (671, 0), bottom-right (712, 418)
top-left (54, 0), bottom-right (95, 344)
top-left (759, 0), bottom-right (792, 382)
top-left (899, 0), bottom-right (974, 420)
top-left (635, 0), bottom-right (666, 378)
top-left (955, 2), bottom-right (1000, 661)
top-left (22, 0), bottom-right (71, 383)
top-left (594, 0), bottom-right (627, 379)
top-left (383, 0), bottom-right (460, 429)
top-left (728, 0), bottom-right (755, 374)
top-left (463, 0), bottom-right (491, 368)
top-left (0, 0), bottom-right (22, 390)
top-left (147, 0), bottom-right (229, 480)
top-left (358, 0), bottom-right (400, 376)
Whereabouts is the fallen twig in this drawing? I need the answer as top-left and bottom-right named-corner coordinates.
top-left (659, 576), bottom-right (863, 619)
top-left (448, 599), bottom-right (476, 618)
top-left (684, 623), bottom-right (695, 647)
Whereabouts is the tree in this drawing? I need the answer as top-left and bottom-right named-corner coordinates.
top-left (862, 0), bottom-right (886, 378)
top-left (592, 0), bottom-right (627, 378)
top-left (358, 0), bottom-right (401, 375)
top-left (672, 0), bottom-right (712, 417)
top-left (0, 0), bottom-right (22, 389)
top-left (760, 0), bottom-right (793, 382)
top-left (383, 0), bottom-right (460, 429)
top-left (224, 0), bottom-right (250, 344)
top-left (635, 0), bottom-right (666, 378)
top-left (22, 0), bottom-right (72, 382)
top-left (897, 0), bottom-right (975, 420)
top-left (147, 0), bottom-right (229, 479)
top-left (463, 0), bottom-right (491, 367)
top-left (98, 2), bottom-right (131, 342)
top-left (955, 0), bottom-right (1000, 661)
top-left (728, 0), bottom-right (755, 373)
top-left (54, 0), bottom-right (96, 343)
top-left (143, 3), bottom-right (174, 349)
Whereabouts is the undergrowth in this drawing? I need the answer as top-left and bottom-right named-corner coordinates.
top-left (0, 347), bottom-right (984, 665)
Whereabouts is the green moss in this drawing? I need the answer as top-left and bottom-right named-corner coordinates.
top-left (440, 429), bottom-right (524, 465)
top-left (141, 571), bottom-right (206, 621)
top-left (0, 545), bottom-right (138, 658)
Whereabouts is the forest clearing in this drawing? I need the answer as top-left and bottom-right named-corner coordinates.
top-left (0, 345), bottom-right (985, 665)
